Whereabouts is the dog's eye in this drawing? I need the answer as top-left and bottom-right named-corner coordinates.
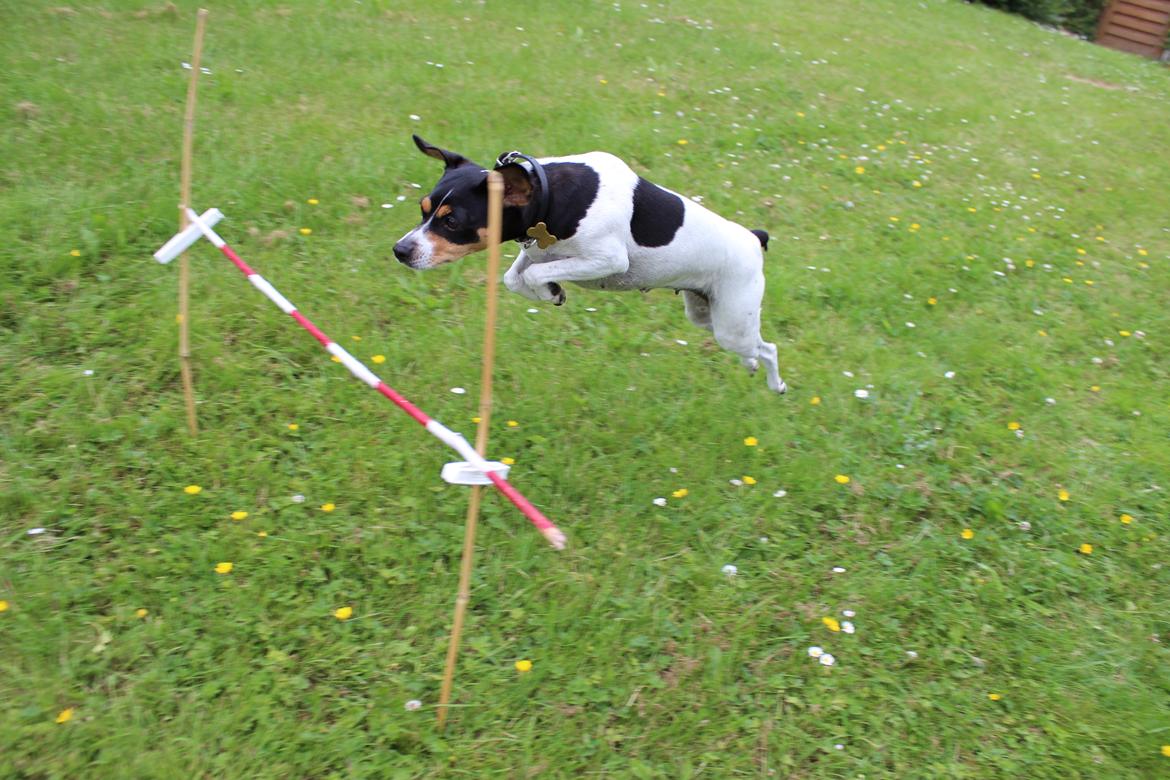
top-left (443, 215), bottom-right (458, 229)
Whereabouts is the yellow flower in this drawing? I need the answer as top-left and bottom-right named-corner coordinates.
top-left (677, 139), bottom-right (689, 146)
top-left (1025, 259), bottom-right (1035, 267)
top-left (331, 355), bottom-right (341, 362)
top-left (796, 111), bottom-right (805, 118)
top-left (1162, 745), bottom-right (1170, 757)
top-left (515, 659), bottom-right (533, 672)
top-left (1038, 330), bottom-right (1048, 337)
top-left (371, 355), bottom-right (386, 364)
top-left (1090, 385), bottom-right (1100, 393)
top-left (927, 297), bottom-right (937, 305)
top-left (55, 708), bottom-right (74, 724)
top-left (834, 474), bottom-right (850, 484)
top-left (70, 249), bottom-right (81, 257)
top-left (307, 198), bottom-right (319, 205)
top-left (742, 476), bottom-right (756, 485)
top-left (1076, 248), bottom-right (1086, 255)
top-left (988, 693), bottom-right (1002, 701)
top-left (135, 608), bottom-right (148, 618)
top-left (351, 335), bottom-right (362, 341)
top-left (501, 457), bottom-right (516, 466)
top-left (1007, 421), bottom-right (1021, 431)
top-left (257, 530), bottom-right (268, 538)
top-left (299, 227), bottom-right (312, 236)
top-left (334, 606), bottom-right (353, 621)
top-left (1120, 514), bottom-right (1133, 525)
top-left (321, 503), bottom-right (336, 513)
top-left (214, 562), bottom-right (233, 574)
top-left (672, 488), bottom-right (688, 498)
top-left (184, 484), bottom-right (202, 495)
top-left (0, 600), bottom-right (9, 612)
top-left (1119, 330), bottom-right (1131, 337)
top-left (854, 166), bottom-right (865, 174)
top-left (912, 180), bottom-right (922, 188)
top-left (231, 511), bottom-right (248, 521)
top-left (287, 423), bottom-right (299, 431)
top-left (743, 436), bottom-right (758, 447)
top-left (1058, 489), bottom-right (1070, 502)
top-left (822, 617), bottom-right (841, 632)
top-left (507, 420), bottom-right (519, 428)
top-left (961, 528), bottom-right (974, 540)
top-left (810, 396), bottom-right (821, 406)
top-left (1078, 543), bottom-right (1093, 555)
top-left (599, 78), bottom-right (608, 85)
top-left (471, 416), bottom-right (481, 423)
top-left (909, 223), bottom-right (921, 231)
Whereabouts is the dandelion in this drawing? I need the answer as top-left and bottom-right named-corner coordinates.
top-left (1162, 745), bottom-right (1170, 757)
top-left (811, 396), bottom-right (822, 405)
top-left (913, 180), bottom-right (923, 188)
top-left (334, 606), bottom-right (353, 620)
top-left (927, 297), bottom-right (937, 305)
top-left (55, 708), bottom-right (74, 724)
top-left (307, 198), bottom-right (319, 205)
top-left (1120, 514), bottom-right (1134, 525)
top-left (1058, 489), bottom-right (1070, 502)
top-left (214, 562), bottom-right (233, 574)
top-left (743, 436), bottom-right (758, 447)
top-left (988, 693), bottom-right (1002, 701)
top-left (231, 511), bottom-right (248, 521)
top-left (257, 530), bottom-right (268, 538)
top-left (961, 528), bottom-right (974, 540)
top-left (0, 600), bottom-right (9, 612)
top-left (1090, 385), bottom-right (1100, 393)
top-left (742, 476), bottom-right (757, 485)
top-left (471, 416), bottom-right (481, 424)
top-left (822, 616), bottom-right (841, 632)
top-left (371, 355), bottom-right (386, 364)
top-left (136, 608), bottom-right (148, 618)
top-left (672, 488), bottom-right (689, 498)
top-left (515, 659), bottom-right (533, 672)
top-left (299, 227), bottom-right (312, 236)
top-left (677, 139), bottom-right (688, 146)
top-left (184, 485), bottom-right (202, 495)
top-left (287, 423), bottom-right (299, 431)
top-left (501, 457), bottom-right (516, 466)
top-left (854, 166), bottom-right (865, 174)
top-left (320, 503), bottom-right (336, 513)
top-left (1007, 422), bottom-right (1021, 431)
top-left (1078, 543), bottom-right (1093, 555)
top-left (70, 249), bottom-right (81, 257)
top-left (507, 420), bottom-right (519, 427)
top-left (834, 474), bottom-right (850, 484)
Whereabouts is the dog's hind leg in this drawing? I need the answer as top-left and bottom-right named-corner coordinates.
top-left (709, 279), bottom-right (787, 394)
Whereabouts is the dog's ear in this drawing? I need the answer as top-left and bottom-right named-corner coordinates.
top-left (412, 134), bottom-right (471, 169)
top-left (496, 163), bottom-right (533, 207)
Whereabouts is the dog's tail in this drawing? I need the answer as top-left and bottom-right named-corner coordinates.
top-left (751, 229), bottom-right (769, 252)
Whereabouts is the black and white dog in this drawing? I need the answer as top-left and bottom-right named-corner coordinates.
top-left (394, 135), bottom-right (786, 393)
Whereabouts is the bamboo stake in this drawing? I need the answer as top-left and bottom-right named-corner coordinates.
top-left (178, 8), bottom-right (209, 435)
top-left (437, 171), bottom-right (505, 730)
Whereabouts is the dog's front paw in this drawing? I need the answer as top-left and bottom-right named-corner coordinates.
top-left (549, 283), bottom-right (566, 306)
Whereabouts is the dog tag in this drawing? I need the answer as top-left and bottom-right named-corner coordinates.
top-left (526, 222), bottom-right (558, 249)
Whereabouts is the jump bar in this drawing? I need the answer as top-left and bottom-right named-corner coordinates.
top-left (163, 207), bottom-right (566, 550)
top-left (154, 208), bottom-right (223, 264)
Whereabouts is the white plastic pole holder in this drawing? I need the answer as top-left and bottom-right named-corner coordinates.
top-left (440, 461), bottom-right (511, 486)
top-left (154, 208), bottom-right (224, 263)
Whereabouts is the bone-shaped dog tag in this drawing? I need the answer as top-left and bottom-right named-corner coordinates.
top-left (526, 222), bottom-right (558, 249)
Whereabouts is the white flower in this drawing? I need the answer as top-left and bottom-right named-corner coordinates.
top-left (404, 699), bottom-right (422, 711)
top-left (409, 114), bottom-right (421, 121)
top-left (83, 369), bottom-right (94, 376)
top-left (675, 339), bottom-right (688, 346)
top-left (906, 650), bottom-right (919, 659)
top-left (728, 478), bottom-right (744, 487)
top-left (842, 610), bottom-right (855, 618)
top-left (854, 389), bottom-right (869, 399)
top-left (842, 621), bottom-right (856, 634)
top-left (773, 489), bottom-right (788, 498)
top-left (291, 494), bottom-right (306, 503)
top-left (832, 566), bottom-right (846, 573)
top-left (807, 646), bottom-right (824, 658)
top-left (449, 387), bottom-right (466, 394)
top-left (944, 371), bottom-right (955, 379)
top-left (527, 308), bottom-right (539, 314)
top-left (906, 321), bottom-right (916, 328)
top-left (721, 564), bottom-right (738, 577)
top-left (652, 497), bottom-right (667, 507)
top-left (819, 653), bottom-right (836, 666)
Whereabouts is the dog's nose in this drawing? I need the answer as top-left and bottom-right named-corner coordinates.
top-left (393, 240), bottom-right (412, 264)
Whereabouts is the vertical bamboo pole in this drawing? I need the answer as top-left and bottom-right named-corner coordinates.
top-left (437, 171), bottom-right (505, 730)
top-left (178, 9), bottom-right (209, 435)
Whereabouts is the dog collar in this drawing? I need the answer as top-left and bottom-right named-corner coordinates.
top-left (495, 150), bottom-right (556, 248)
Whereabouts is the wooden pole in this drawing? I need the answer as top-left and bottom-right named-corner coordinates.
top-left (437, 171), bottom-right (505, 730)
top-left (178, 9), bottom-right (209, 435)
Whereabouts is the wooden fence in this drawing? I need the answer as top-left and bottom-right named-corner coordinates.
top-left (1096, 0), bottom-right (1170, 59)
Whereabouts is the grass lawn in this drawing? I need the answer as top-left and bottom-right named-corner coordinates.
top-left (2, 0), bottom-right (1169, 776)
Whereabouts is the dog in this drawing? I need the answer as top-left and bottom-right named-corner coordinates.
top-left (394, 135), bottom-right (787, 393)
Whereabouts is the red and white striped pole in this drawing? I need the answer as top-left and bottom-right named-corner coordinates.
top-left (175, 207), bottom-right (566, 550)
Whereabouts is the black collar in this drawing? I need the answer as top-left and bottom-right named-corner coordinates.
top-left (495, 150), bottom-right (551, 239)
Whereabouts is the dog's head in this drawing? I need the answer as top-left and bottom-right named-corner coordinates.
top-left (393, 135), bottom-right (534, 270)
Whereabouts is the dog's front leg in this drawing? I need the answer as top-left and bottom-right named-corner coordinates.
top-left (520, 243), bottom-right (629, 295)
top-left (504, 250), bottom-right (565, 304)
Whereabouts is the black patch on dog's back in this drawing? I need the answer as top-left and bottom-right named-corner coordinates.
top-left (544, 163), bottom-right (600, 241)
top-left (630, 177), bottom-right (685, 247)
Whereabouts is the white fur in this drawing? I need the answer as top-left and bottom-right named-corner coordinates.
top-left (503, 152), bottom-right (786, 393)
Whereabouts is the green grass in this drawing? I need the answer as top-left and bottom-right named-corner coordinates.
top-left (2, 0), bottom-right (1169, 776)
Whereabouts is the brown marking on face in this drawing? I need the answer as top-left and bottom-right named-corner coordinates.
top-left (421, 196), bottom-right (433, 214)
top-left (423, 227), bottom-right (489, 265)
top-left (435, 204), bottom-right (452, 219)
